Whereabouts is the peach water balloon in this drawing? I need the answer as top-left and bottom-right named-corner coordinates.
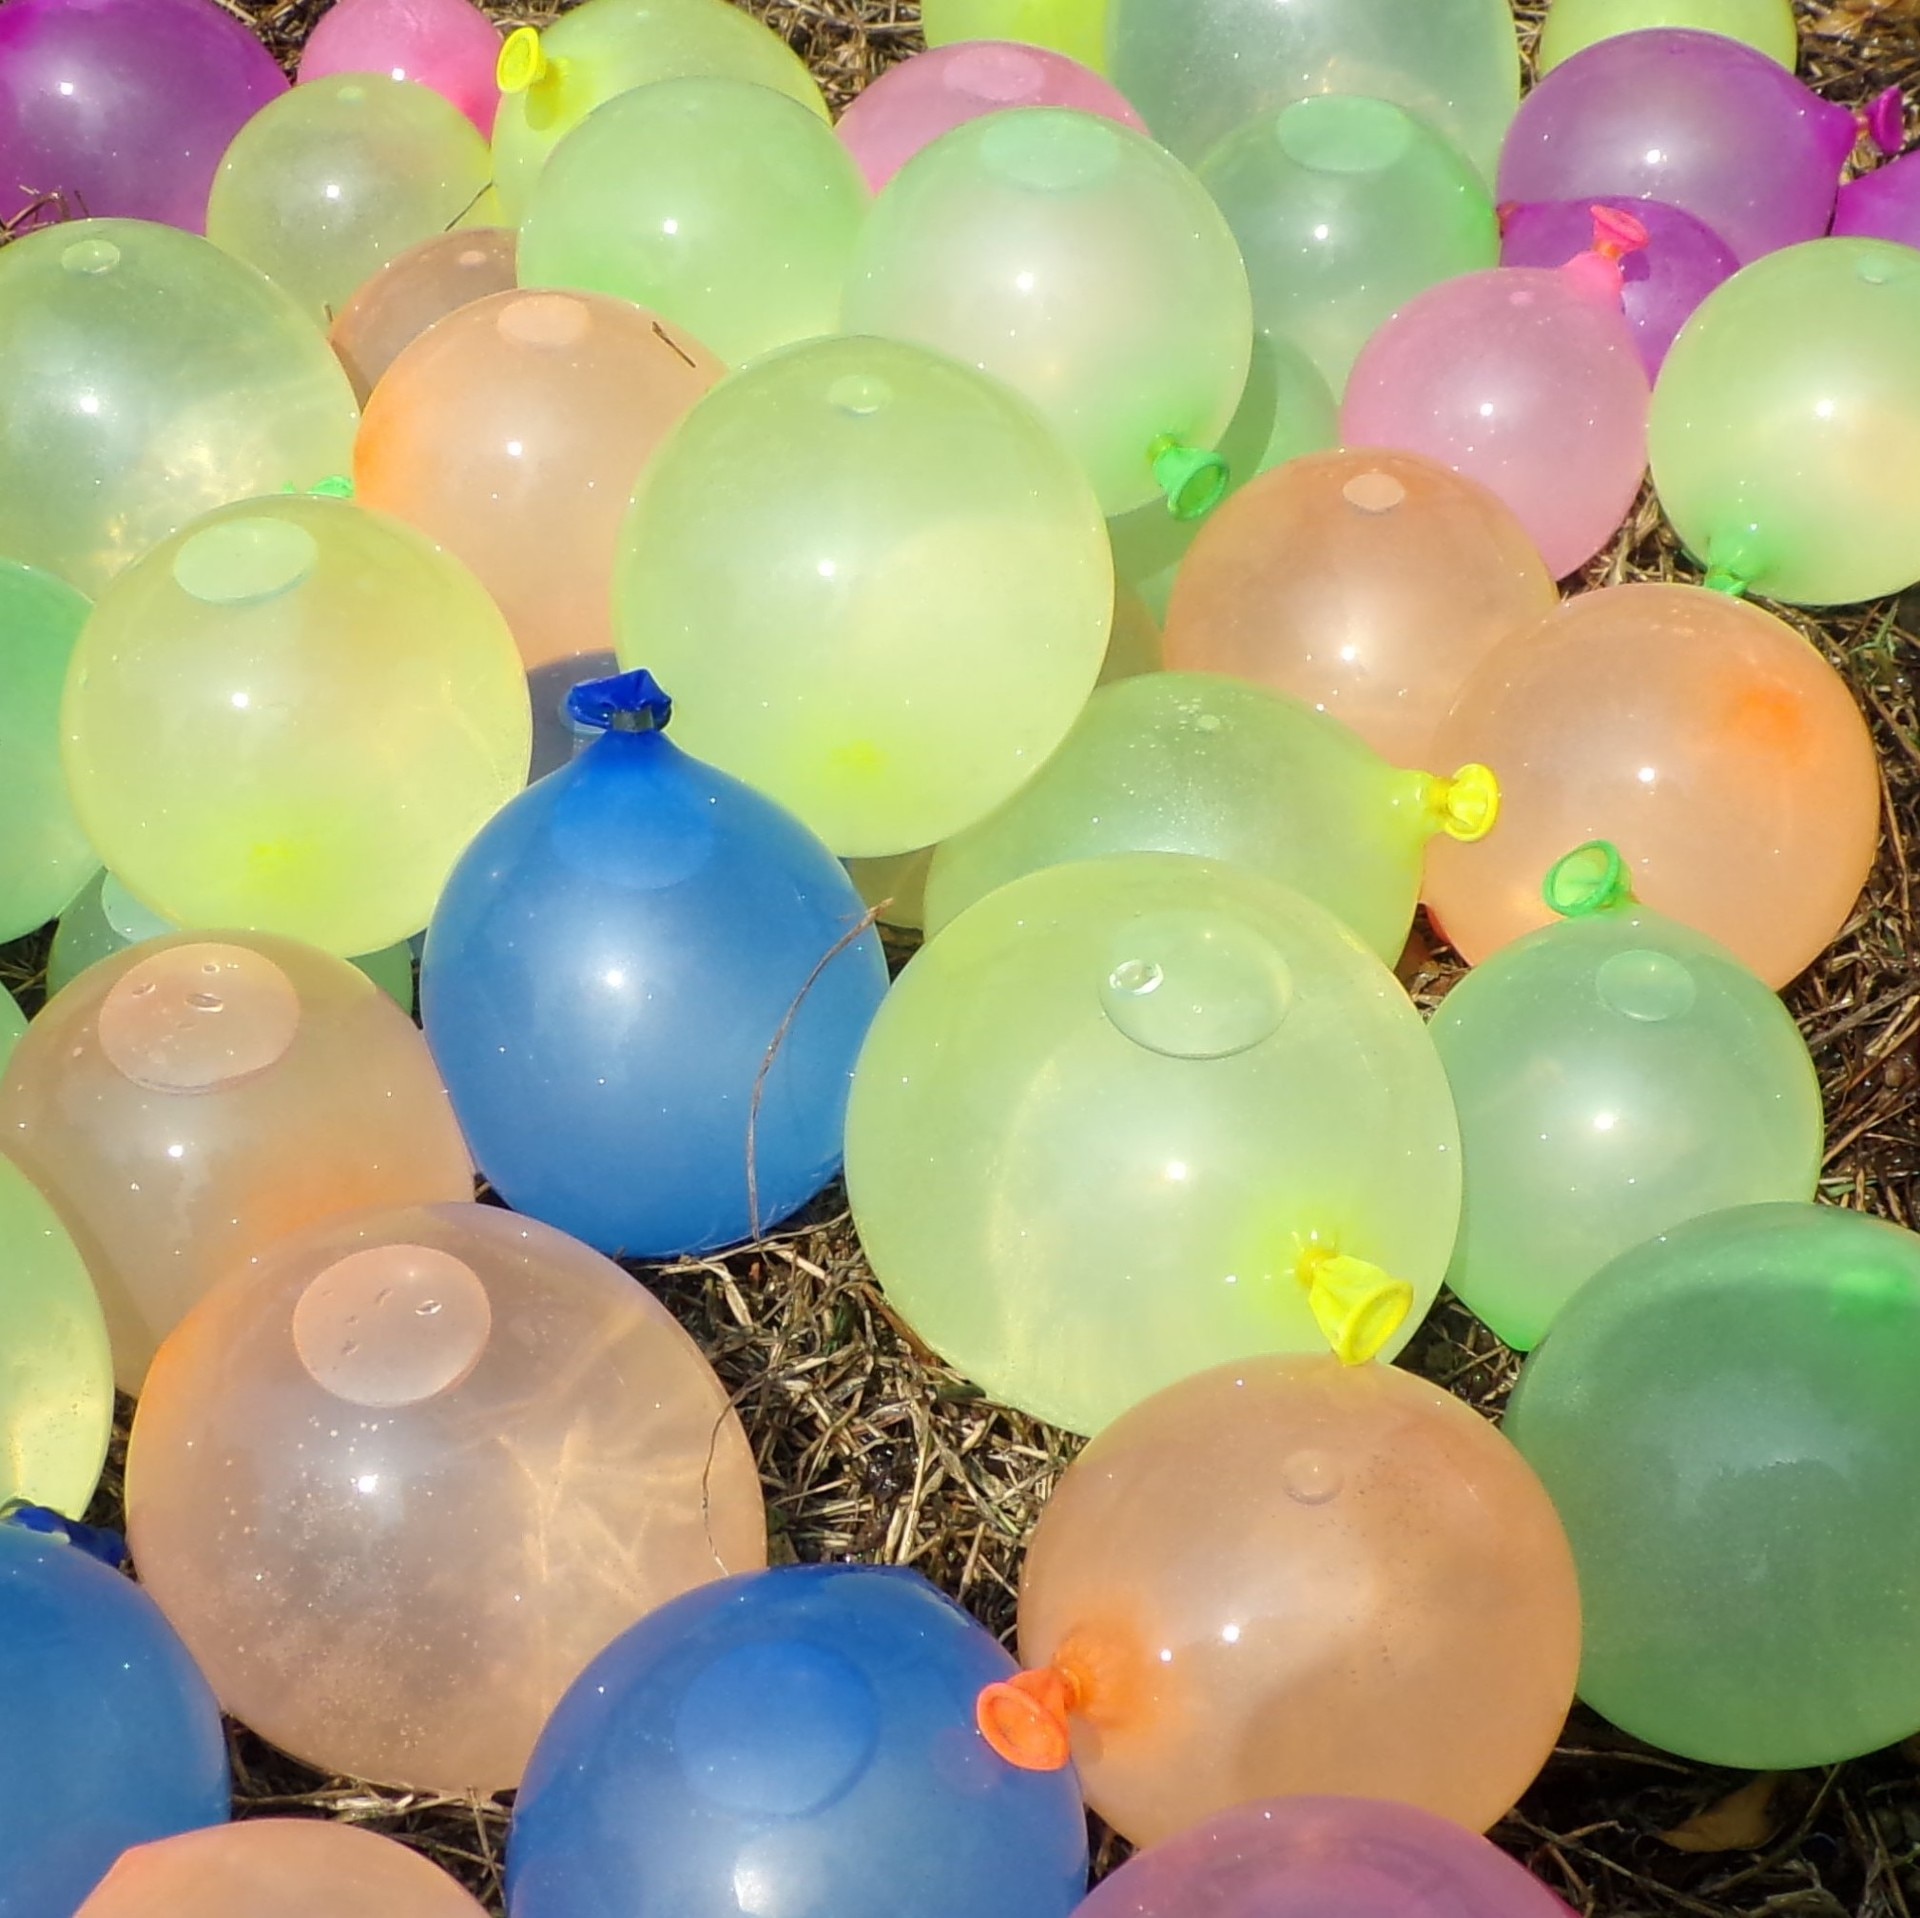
top-left (299, 0), bottom-right (503, 136)
top-left (614, 334), bottom-right (1112, 857)
top-left (1163, 449), bottom-right (1558, 772)
top-left (922, 673), bottom-right (1501, 958)
top-left (842, 109), bottom-right (1252, 518)
top-left (983, 1355), bottom-right (1580, 1842)
top-left (1539, 0), bottom-right (1796, 70)
top-left (62, 495), bottom-right (531, 955)
top-left (1423, 584), bottom-right (1881, 986)
top-left (517, 75), bottom-right (866, 368)
top-left (845, 854), bottom-right (1462, 1435)
top-left (0, 219), bottom-right (359, 596)
top-left (1431, 842), bottom-right (1822, 1351)
top-left (127, 1202), bottom-right (766, 1793)
top-left (922, 0), bottom-right (1108, 70)
top-left (329, 227), bottom-right (517, 403)
top-left (0, 931), bottom-right (473, 1390)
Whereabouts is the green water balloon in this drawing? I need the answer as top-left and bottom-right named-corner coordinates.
top-left (1506, 1202), bottom-right (1920, 1768)
top-left (1650, 237), bottom-right (1920, 605)
top-left (0, 989), bottom-right (24, 1079)
top-left (1538, 0), bottom-right (1797, 72)
top-left (1431, 842), bottom-right (1822, 1352)
top-left (518, 76), bottom-right (868, 366)
top-left (922, 0), bottom-right (1110, 71)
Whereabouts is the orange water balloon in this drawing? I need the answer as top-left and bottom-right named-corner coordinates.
top-left (329, 226), bottom-right (517, 404)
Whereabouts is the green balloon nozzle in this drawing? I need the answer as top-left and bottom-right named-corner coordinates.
top-left (1425, 762), bottom-right (1502, 843)
top-left (1295, 1246), bottom-right (1413, 1365)
top-left (1543, 841), bottom-right (1636, 920)
top-left (1702, 565), bottom-right (1751, 597)
top-left (1149, 435), bottom-right (1229, 522)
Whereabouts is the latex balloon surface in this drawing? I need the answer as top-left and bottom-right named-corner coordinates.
top-left (298, 0), bottom-right (503, 135)
top-left (423, 672), bottom-right (888, 1259)
top-left (1424, 584), bottom-right (1880, 986)
top-left (1075, 1796), bottom-right (1577, 1918)
top-left (847, 845), bottom-right (935, 932)
top-left (127, 1202), bottom-right (766, 1793)
top-left (1197, 95), bottom-right (1500, 396)
top-left (1495, 30), bottom-right (1853, 264)
top-left (1506, 1203), bottom-right (1920, 1767)
top-left (0, 932), bottom-right (473, 1390)
top-left (613, 335), bottom-right (1112, 857)
top-left (0, 988), bottom-right (23, 1074)
top-left (490, 0), bottom-right (828, 221)
top-left (1105, 0), bottom-right (1520, 180)
top-left (0, 1151), bottom-right (111, 1517)
top-left (846, 855), bottom-right (1462, 1435)
top-left (1538, 0), bottom-right (1797, 72)
top-left (78, 1821), bottom-right (489, 1918)
top-left (1341, 250), bottom-right (1650, 579)
top-left (923, 0), bottom-right (1108, 71)
top-left (0, 219), bottom-right (360, 597)
top-left (357, 291), bottom-right (720, 671)
top-left (837, 41), bottom-right (1143, 193)
top-left (0, 0), bottom-right (285, 232)
top-left (0, 560), bottom-right (95, 942)
top-left (509, 1567), bottom-right (1090, 1918)
top-left (924, 672), bottom-right (1499, 959)
top-left (62, 495), bottom-right (531, 955)
top-left (997, 1356), bottom-right (1579, 1842)
top-left (207, 74), bottom-right (494, 326)
top-left (1162, 449), bottom-right (1557, 771)
top-left (329, 226), bottom-right (517, 403)
top-left (1649, 238), bottom-right (1920, 606)
top-left (1834, 151), bottom-right (1920, 248)
top-left (842, 109), bottom-right (1252, 517)
top-left (0, 1517), bottom-right (229, 1918)
top-left (1431, 842), bottom-right (1822, 1350)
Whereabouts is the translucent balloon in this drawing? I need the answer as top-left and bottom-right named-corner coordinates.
top-left (509, 1566), bottom-right (1089, 1918)
top-left (298, 0), bottom-right (503, 136)
top-left (923, 0), bottom-right (1108, 71)
top-left (1423, 585), bottom-right (1881, 988)
top-left (423, 671), bottom-right (888, 1258)
top-left (846, 855), bottom-right (1461, 1435)
top-left (62, 495), bottom-right (531, 955)
top-left (613, 335), bottom-right (1112, 857)
top-left (0, 1515), bottom-right (229, 1918)
top-left (0, 931), bottom-right (474, 1391)
top-left (1506, 1203), bottom-right (1920, 1767)
top-left (987, 1355), bottom-right (1579, 1842)
top-left (1538, 0), bottom-right (1797, 73)
top-left (0, 0), bottom-right (285, 233)
top-left (0, 219), bottom-right (360, 597)
top-left (1162, 450), bottom-right (1558, 771)
top-left (1834, 151), bottom-right (1920, 249)
top-left (1196, 95), bottom-right (1499, 397)
top-left (837, 42), bottom-right (1143, 194)
top-left (1341, 226), bottom-right (1651, 579)
top-left (924, 673), bottom-right (1501, 958)
top-left (127, 1202), bottom-right (766, 1793)
top-left (329, 227), bottom-right (517, 404)
top-left (0, 988), bottom-right (23, 1074)
top-left (847, 845), bottom-right (935, 932)
top-left (0, 559), bottom-right (94, 942)
top-left (490, 0), bottom-right (828, 222)
top-left (207, 75), bottom-right (494, 327)
top-left (1649, 238), bottom-right (1920, 606)
top-left (1495, 30), bottom-right (1853, 264)
top-left (1106, 0), bottom-right (1520, 180)
top-left (844, 110), bottom-right (1251, 517)
top-left (1076, 1796), bottom-right (1577, 1918)
top-left (1431, 841), bottom-right (1822, 1351)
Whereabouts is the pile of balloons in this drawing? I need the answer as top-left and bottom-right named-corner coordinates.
top-left (0, 0), bottom-right (1915, 1911)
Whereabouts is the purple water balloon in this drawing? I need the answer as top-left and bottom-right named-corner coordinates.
top-left (1496, 29), bottom-right (1856, 265)
top-left (1501, 197), bottom-right (1737, 378)
top-left (1835, 149), bottom-right (1920, 247)
top-left (1074, 1796), bottom-right (1577, 1918)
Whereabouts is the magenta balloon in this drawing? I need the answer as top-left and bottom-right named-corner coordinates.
top-left (1341, 261), bottom-right (1649, 579)
top-left (1833, 152), bottom-right (1920, 249)
top-left (1495, 30), bottom-right (1855, 265)
top-left (836, 42), bottom-right (1145, 194)
top-left (0, 0), bottom-right (287, 233)
top-left (298, 0), bottom-right (503, 138)
top-left (1500, 197), bottom-right (1737, 379)
top-left (1075, 1797), bottom-right (1577, 1918)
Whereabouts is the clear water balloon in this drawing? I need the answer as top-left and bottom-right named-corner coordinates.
top-left (1537, 0), bottom-right (1797, 73)
top-left (298, 0), bottom-right (503, 136)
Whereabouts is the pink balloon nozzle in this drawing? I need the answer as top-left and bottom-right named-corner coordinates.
top-left (1560, 205), bottom-right (1650, 307)
top-left (1865, 86), bottom-right (1907, 158)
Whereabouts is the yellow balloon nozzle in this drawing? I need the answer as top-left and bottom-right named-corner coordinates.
top-left (497, 26), bottom-right (552, 95)
top-left (1428, 762), bottom-right (1501, 843)
top-left (976, 1663), bottom-right (1079, 1772)
top-left (1543, 840), bottom-right (1636, 919)
top-left (1149, 435), bottom-right (1229, 522)
top-left (1295, 1248), bottom-right (1412, 1366)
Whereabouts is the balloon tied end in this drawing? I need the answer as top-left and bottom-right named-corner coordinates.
top-left (497, 26), bottom-right (551, 94)
top-left (565, 667), bottom-right (673, 735)
top-left (1295, 1248), bottom-right (1411, 1365)
top-left (1543, 840), bottom-right (1634, 920)
top-left (1149, 436), bottom-right (1228, 522)
top-left (0, 1500), bottom-right (128, 1569)
top-left (977, 1666), bottom-right (1078, 1772)
top-left (1431, 763), bottom-right (1501, 843)
top-left (1702, 565), bottom-right (1750, 599)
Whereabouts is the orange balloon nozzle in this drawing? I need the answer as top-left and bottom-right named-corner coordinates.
top-left (1150, 436), bottom-right (1229, 522)
top-left (1559, 204), bottom-right (1649, 309)
top-left (498, 26), bottom-right (557, 95)
top-left (977, 1664), bottom-right (1079, 1771)
top-left (1427, 762), bottom-right (1501, 843)
top-left (1543, 840), bottom-right (1636, 919)
top-left (1295, 1247), bottom-right (1412, 1365)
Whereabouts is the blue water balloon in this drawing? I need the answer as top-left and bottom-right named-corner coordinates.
top-left (422, 670), bottom-right (889, 1257)
top-left (507, 1564), bottom-right (1090, 1918)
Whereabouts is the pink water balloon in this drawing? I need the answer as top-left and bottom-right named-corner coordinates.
top-left (299, 0), bottom-right (503, 138)
top-left (836, 41), bottom-right (1144, 194)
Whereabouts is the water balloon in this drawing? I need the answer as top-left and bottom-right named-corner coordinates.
top-left (329, 226), bottom-right (517, 404)
top-left (298, 0), bottom-right (503, 135)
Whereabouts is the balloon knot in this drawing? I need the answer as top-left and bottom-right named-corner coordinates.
top-left (977, 1666), bottom-right (1078, 1771)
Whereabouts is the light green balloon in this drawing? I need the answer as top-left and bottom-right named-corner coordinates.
top-left (1539, 0), bottom-right (1797, 73)
top-left (1430, 843), bottom-right (1822, 1352)
top-left (922, 0), bottom-right (1110, 71)
top-left (846, 853), bottom-right (1463, 1436)
top-left (924, 672), bottom-right (1478, 959)
top-left (1107, 0), bottom-right (1520, 182)
top-left (491, 0), bottom-right (829, 222)
top-left (518, 77), bottom-right (868, 366)
top-left (0, 219), bottom-right (360, 597)
top-left (0, 989), bottom-right (24, 1079)
top-left (0, 561), bottom-right (95, 944)
top-left (1197, 95), bottom-right (1500, 397)
top-left (1650, 238), bottom-right (1920, 605)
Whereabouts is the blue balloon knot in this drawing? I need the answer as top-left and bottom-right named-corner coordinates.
top-left (0, 1501), bottom-right (129, 1569)
top-left (566, 669), bottom-right (673, 735)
